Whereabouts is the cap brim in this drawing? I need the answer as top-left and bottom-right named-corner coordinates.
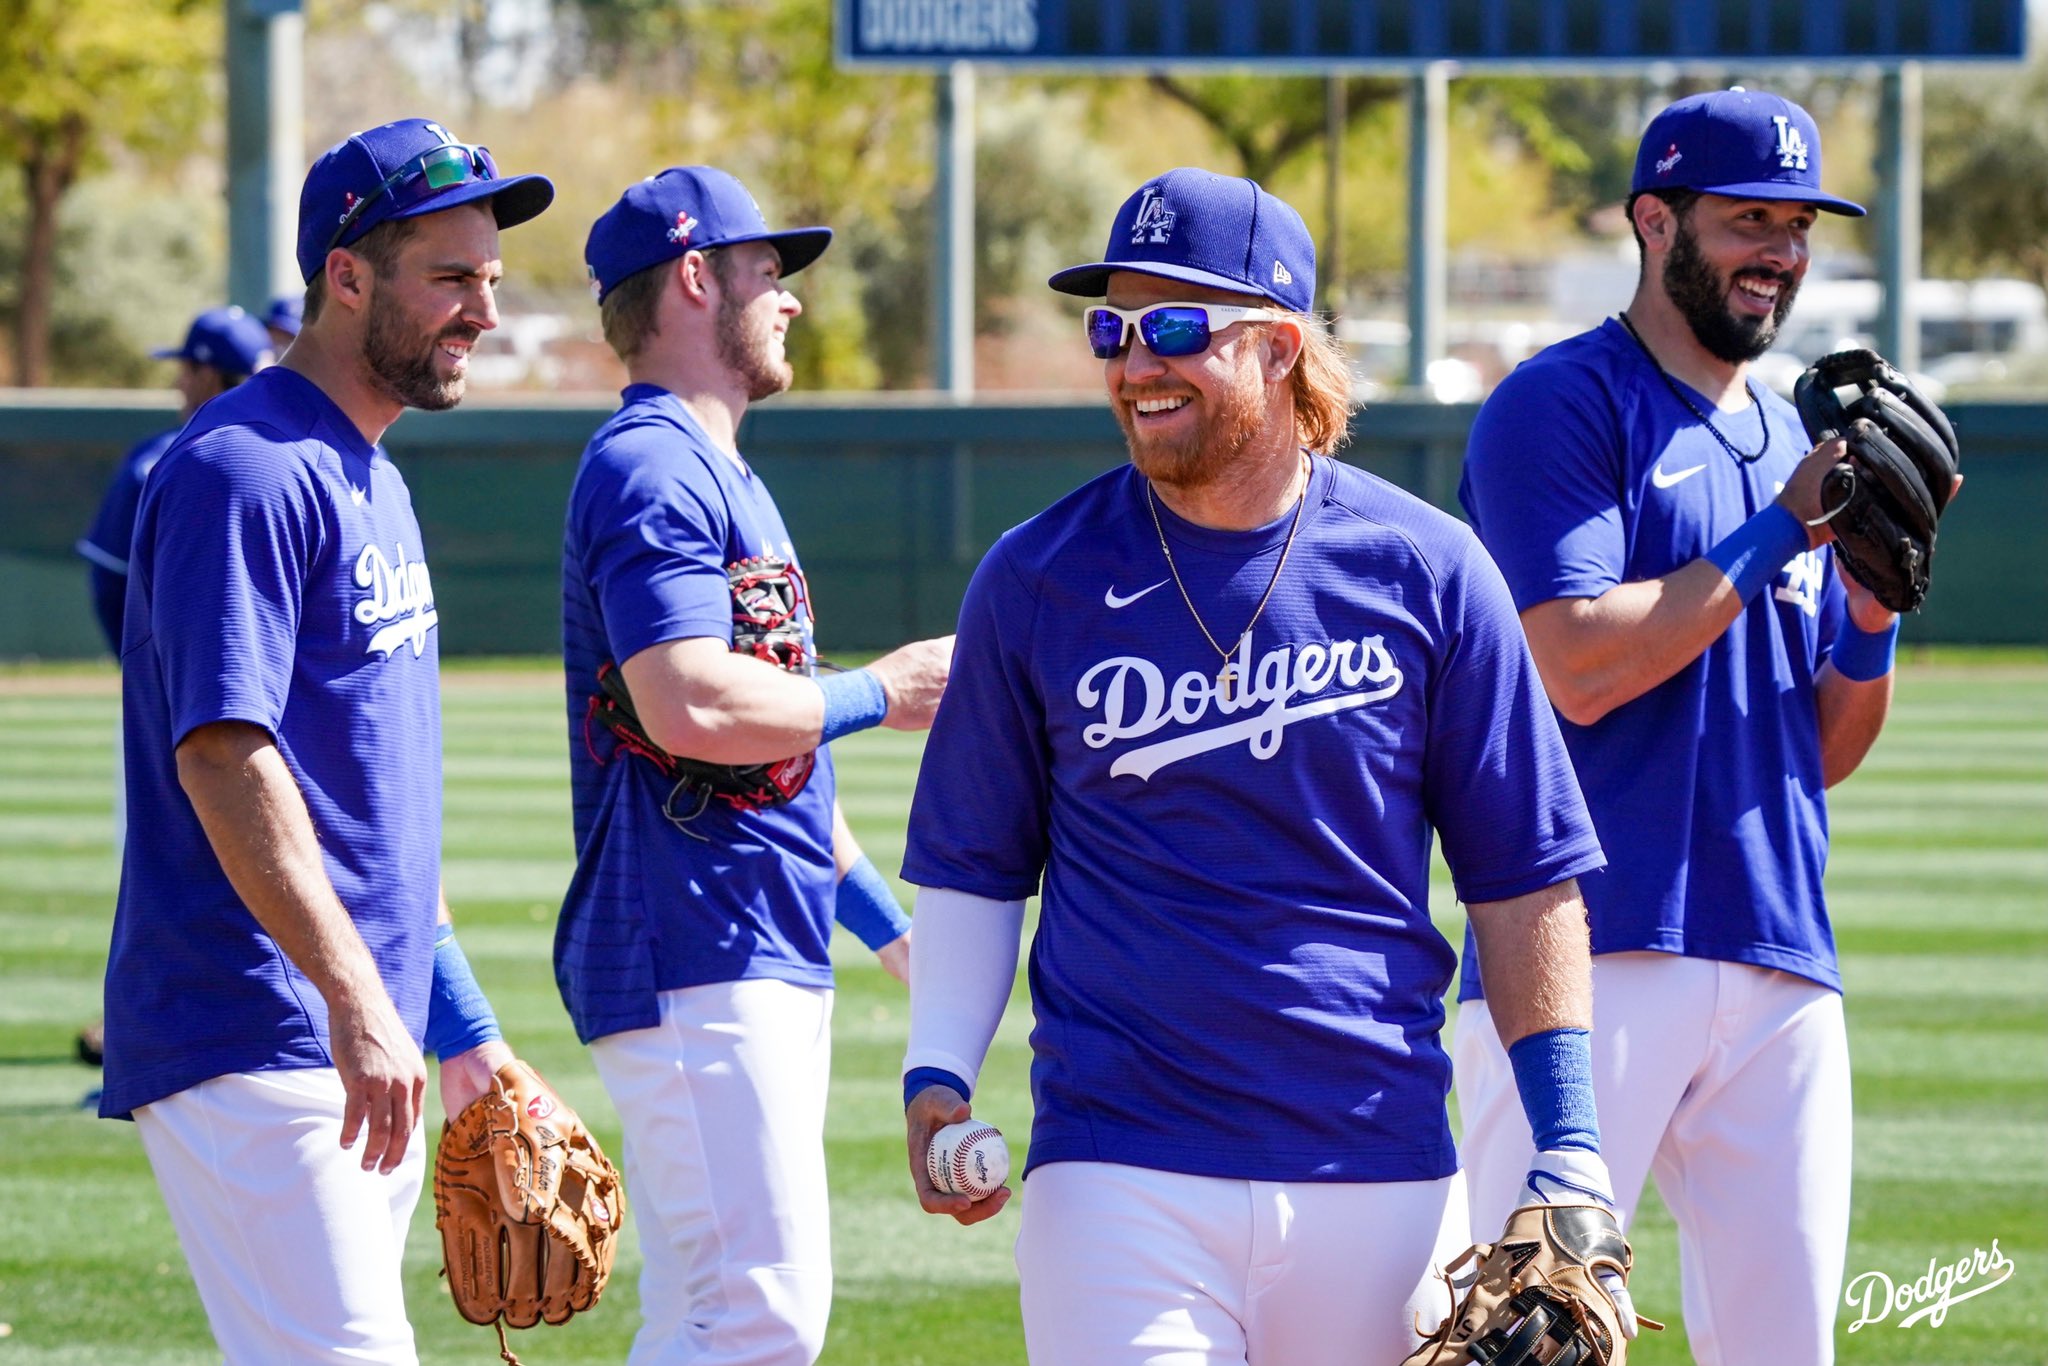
top-left (1693, 182), bottom-right (1866, 217)
top-left (719, 227), bottom-right (834, 276)
top-left (149, 346), bottom-right (186, 360)
top-left (390, 172), bottom-right (557, 231)
top-left (1049, 259), bottom-right (1271, 300)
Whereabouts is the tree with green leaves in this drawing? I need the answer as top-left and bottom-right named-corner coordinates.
top-left (0, 0), bottom-right (217, 385)
top-left (1923, 54), bottom-right (2048, 292)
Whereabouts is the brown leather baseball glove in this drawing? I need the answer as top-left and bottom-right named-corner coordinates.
top-left (1403, 1203), bottom-right (1656, 1365)
top-left (433, 1060), bottom-right (626, 1364)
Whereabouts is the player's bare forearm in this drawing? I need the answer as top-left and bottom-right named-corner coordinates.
top-left (624, 637), bottom-right (828, 763)
top-left (176, 720), bottom-right (425, 1171)
top-left (1465, 878), bottom-right (1594, 1047)
top-left (831, 801), bottom-right (860, 876)
top-left (1816, 665), bottom-right (1893, 786)
top-left (1521, 566), bottom-right (1746, 726)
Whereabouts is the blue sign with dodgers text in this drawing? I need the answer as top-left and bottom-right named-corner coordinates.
top-left (838, 0), bottom-right (2025, 67)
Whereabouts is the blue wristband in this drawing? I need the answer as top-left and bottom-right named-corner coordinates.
top-left (836, 855), bottom-right (912, 951)
top-left (819, 668), bottom-right (888, 744)
top-left (1506, 1026), bottom-right (1600, 1154)
top-left (423, 923), bottom-right (502, 1060)
top-left (905, 1066), bottom-right (971, 1110)
top-left (1829, 616), bottom-right (1899, 682)
top-left (1705, 504), bottom-right (1810, 605)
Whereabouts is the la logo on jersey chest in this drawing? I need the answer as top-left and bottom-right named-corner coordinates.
top-left (353, 541), bottom-right (438, 658)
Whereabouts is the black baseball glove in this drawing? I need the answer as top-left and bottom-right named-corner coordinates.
top-left (585, 555), bottom-right (820, 830)
top-left (1793, 349), bottom-right (1960, 614)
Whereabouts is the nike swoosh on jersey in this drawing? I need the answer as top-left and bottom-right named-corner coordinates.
top-left (1104, 580), bottom-right (1169, 610)
top-left (1651, 463), bottom-right (1707, 489)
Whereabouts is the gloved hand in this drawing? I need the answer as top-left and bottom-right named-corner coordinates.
top-left (1519, 1147), bottom-right (1643, 1340)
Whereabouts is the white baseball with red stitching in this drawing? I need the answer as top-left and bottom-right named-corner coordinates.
top-left (926, 1120), bottom-right (1009, 1199)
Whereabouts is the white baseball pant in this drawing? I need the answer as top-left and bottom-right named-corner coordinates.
top-left (1453, 950), bottom-right (1853, 1366)
top-left (132, 1066), bottom-right (425, 1365)
top-left (1013, 1160), bottom-right (1470, 1366)
top-left (589, 978), bottom-right (834, 1366)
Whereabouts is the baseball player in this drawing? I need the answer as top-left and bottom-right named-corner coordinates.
top-left (264, 292), bottom-right (305, 352)
top-left (76, 306), bottom-right (276, 654)
top-left (99, 117), bottom-right (552, 1363)
top-left (1454, 89), bottom-right (1926, 1366)
top-left (72, 304), bottom-right (275, 1072)
top-left (561, 166), bottom-right (952, 1365)
top-left (898, 168), bottom-right (1637, 1365)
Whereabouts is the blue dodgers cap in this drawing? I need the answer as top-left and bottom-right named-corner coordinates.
top-left (584, 166), bottom-right (834, 303)
top-left (1049, 167), bottom-right (1316, 312)
top-left (263, 294), bottom-right (304, 337)
top-left (296, 117), bottom-right (554, 282)
top-left (151, 306), bottom-right (276, 377)
top-left (1633, 87), bottom-right (1865, 217)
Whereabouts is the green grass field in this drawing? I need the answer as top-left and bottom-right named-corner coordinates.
top-left (1, 656), bottom-right (2041, 1364)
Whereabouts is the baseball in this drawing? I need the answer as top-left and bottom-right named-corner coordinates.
top-left (926, 1120), bottom-right (1009, 1200)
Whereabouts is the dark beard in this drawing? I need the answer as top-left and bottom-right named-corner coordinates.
top-left (1664, 218), bottom-right (1799, 364)
top-left (363, 289), bottom-right (472, 412)
top-left (1115, 348), bottom-right (1269, 490)
top-left (716, 289), bottom-right (793, 402)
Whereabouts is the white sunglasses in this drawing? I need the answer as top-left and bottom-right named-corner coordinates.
top-left (1084, 301), bottom-right (1286, 358)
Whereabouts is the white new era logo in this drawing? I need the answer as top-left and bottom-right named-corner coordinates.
top-left (1273, 260), bottom-right (1293, 286)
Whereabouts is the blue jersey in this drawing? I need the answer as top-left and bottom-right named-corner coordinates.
top-left (558, 384), bottom-right (836, 1044)
top-left (1458, 318), bottom-right (1848, 1000)
top-left (903, 458), bottom-right (1603, 1183)
top-left (76, 428), bottom-right (178, 650)
top-left (101, 367), bottom-right (444, 1119)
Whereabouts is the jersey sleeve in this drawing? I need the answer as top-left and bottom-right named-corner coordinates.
top-left (900, 538), bottom-right (1051, 901)
top-left (1422, 531), bottom-right (1606, 905)
top-left (140, 434), bottom-right (325, 748)
top-left (578, 430), bottom-right (734, 664)
top-left (1459, 362), bottom-right (1629, 611)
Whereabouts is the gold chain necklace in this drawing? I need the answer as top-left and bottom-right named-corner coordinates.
top-left (1144, 454), bottom-right (1310, 705)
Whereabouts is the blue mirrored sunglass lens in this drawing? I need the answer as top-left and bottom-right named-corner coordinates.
top-left (1138, 308), bottom-right (1212, 357)
top-left (1086, 310), bottom-right (1127, 358)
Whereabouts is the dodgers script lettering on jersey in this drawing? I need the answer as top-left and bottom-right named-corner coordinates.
top-left (354, 541), bottom-right (438, 657)
top-left (556, 384), bottom-right (838, 1044)
top-left (904, 459), bottom-right (1603, 1184)
top-left (1078, 631), bottom-right (1404, 778)
top-left (1459, 317), bottom-right (1849, 999)
top-left (101, 367), bottom-right (444, 1120)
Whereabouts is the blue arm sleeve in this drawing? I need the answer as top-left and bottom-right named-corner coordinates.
top-left (904, 1066), bottom-right (972, 1109)
top-left (423, 923), bottom-right (503, 1059)
top-left (1506, 1026), bottom-right (1601, 1153)
top-left (835, 854), bottom-right (911, 950)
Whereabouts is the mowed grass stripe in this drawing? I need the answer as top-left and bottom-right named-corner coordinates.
top-left (0, 658), bottom-right (2040, 1364)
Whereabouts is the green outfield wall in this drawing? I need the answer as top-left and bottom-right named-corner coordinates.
top-left (3, 390), bottom-right (2041, 657)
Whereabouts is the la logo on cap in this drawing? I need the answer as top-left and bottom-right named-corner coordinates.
top-left (1131, 187), bottom-right (1176, 245)
top-left (1772, 116), bottom-right (1809, 170)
